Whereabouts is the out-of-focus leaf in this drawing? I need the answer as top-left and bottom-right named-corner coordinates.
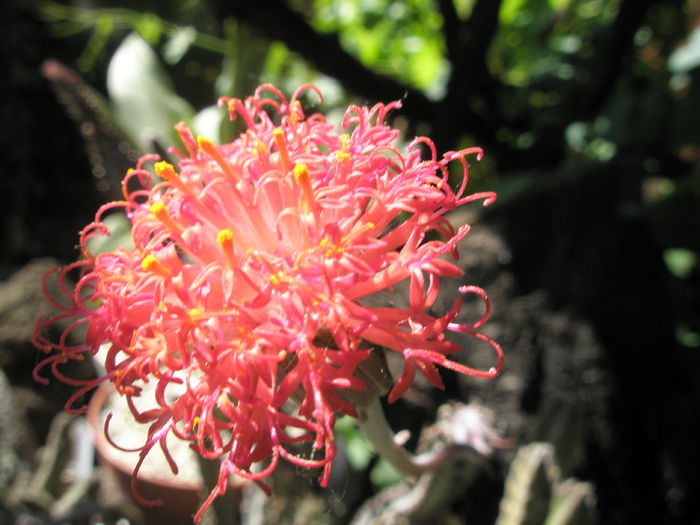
top-left (193, 105), bottom-right (226, 145)
top-left (310, 0), bottom-right (446, 92)
top-left (500, 0), bottom-right (530, 25)
top-left (408, 38), bottom-right (444, 95)
top-left (670, 28), bottom-right (700, 73)
top-left (77, 12), bottom-right (114, 71)
top-left (676, 325), bottom-right (700, 347)
top-left (107, 33), bottom-right (195, 151)
top-left (134, 11), bottom-right (162, 45)
top-left (663, 248), bottom-right (698, 279)
top-left (333, 417), bottom-right (374, 470)
top-left (370, 457), bottom-right (403, 489)
top-left (163, 26), bottom-right (197, 65)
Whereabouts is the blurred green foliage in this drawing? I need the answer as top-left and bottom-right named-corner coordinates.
top-left (311, 0), bottom-right (446, 95)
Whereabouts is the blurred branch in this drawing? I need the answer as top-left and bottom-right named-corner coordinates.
top-left (215, 0), bottom-right (434, 119)
top-left (435, 0), bottom-right (461, 65)
top-left (435, 0), bottom-right (507, 157)
top-left (463, 0), bottom-right (504, 65)
top-left (577, 0), bottom-right (659, 119)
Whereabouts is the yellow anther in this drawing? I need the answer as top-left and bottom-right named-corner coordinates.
top-left (293, 163), bottom-right (310, 186)
top-left (150, 202), bottom-right (168, 219)
top-left (252, 140), bottom-right (267, 158)
top-left (217, 228), bottom-right (237, 269)
top-left (336, 134), bottom-right (350, 162)
top-left (116, 385), bottom-right (136, 396)
top-left (293, 163), bottom-right (314, 215)
top-left (273, 129), bottom-right (292, 174)
top-left (150, 202), bottom-right (183, 234)
top-left (269, 271), bottom-right (287, 286)
top-left (141, 254), bottom-right (172, 277)
top-left (196, 135), bottom-right (215, 151)
top-left (197, 136), bottom-right (237, 179)
top-left (154, 161), bottom-right (177, 180)
top-left (154, 161), bottom-right (194, 195)
top-left (289, 100), bottom-right (303, 124)
top-left (217, 228), bottom-right (234, 247)
top-left (189, 308), bottom-right (202, 317)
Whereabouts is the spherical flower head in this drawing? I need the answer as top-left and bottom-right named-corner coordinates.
top-left (33, 84), bottom-right (502, 521)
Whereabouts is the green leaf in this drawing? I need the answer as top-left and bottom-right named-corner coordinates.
top-left (676, 325), bottom-right (700, 347)
top-left (334, 418), bottom-right (374, 470)
top-left (163, 26), bottom-right (197, 65)
top-left (370, 457), bottom-right (403, 489)
top-left (663, 248), bottom-right (698, 279)
top-left (107, 33), bottom-right (195, 151)
top-left (134, 12), bottom-right (162, 45)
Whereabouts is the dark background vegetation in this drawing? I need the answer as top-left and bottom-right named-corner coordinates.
top-left (2, 0), bottom-right (700, 523)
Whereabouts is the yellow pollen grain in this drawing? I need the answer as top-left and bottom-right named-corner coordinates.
top-left (217, 229), bottom-right (234, 247)
top-left (336, 134), bottom-right (350, 162)
top-left (141, 254), bottom-right (171, 276)
top-left (150, 202), bottom-right (168, 219)
top-left (293, 163), bottom-right (314, 214)
top-left (149, 202), bottom-right (183, 234)
top-left (117, 385), bottom-right (136, 396)
top-left (252, 140), bottom-right (268, 158)
top-left (154, 161), bottom-right (177, 180)
top-left (197, 136), bottom-right (215, 150)
top-left (325, 246), bottom-right (340, 258)
top-left (293, 163), bottom-right (310, 185)
top-left (217, 228), bottom-right (237, 269)
top-left (270, 271), bottom-right (287, 286)
top-left (154, 161), bottom-right (193, 196)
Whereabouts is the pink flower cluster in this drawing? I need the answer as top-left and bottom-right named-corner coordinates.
top-left (33, 84), bottom-right (502, 520)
